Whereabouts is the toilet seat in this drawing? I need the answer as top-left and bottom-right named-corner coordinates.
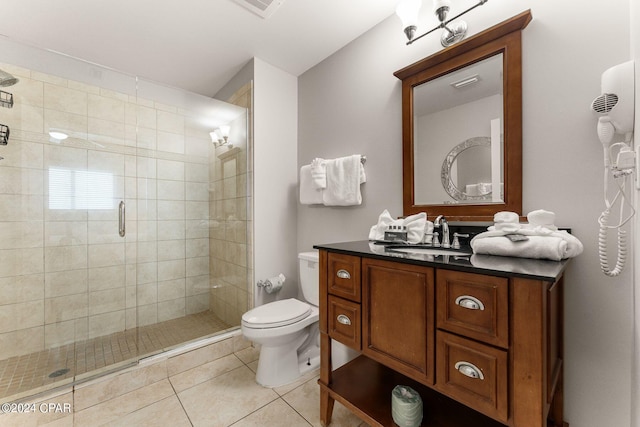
top-left (242, 298), bottom-right (312, 329)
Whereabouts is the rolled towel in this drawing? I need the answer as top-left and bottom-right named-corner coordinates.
top-left (493, 211), bottom-right (519, 223)
top-left (527, 209), bottom-right (556, 226)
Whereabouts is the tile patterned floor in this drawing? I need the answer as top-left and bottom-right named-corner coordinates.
top-left (0, 343), bottom-right (369, 427)
top-left (0, 311), bottom-right (232, 401)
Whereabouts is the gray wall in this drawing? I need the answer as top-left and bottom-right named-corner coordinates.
top-left (298, 1), bottom-right (634, 426)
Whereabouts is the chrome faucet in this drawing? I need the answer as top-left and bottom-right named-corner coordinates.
top-left (434, 215), bottom-right (450, 248)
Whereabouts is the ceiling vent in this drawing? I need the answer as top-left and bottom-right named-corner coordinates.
top-left (232, 0), bottom-right (286, 19)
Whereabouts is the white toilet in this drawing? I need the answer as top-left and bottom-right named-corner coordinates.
top-left (241, 251), bottom-right (322, 387)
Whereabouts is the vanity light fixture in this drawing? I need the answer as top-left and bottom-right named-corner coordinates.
top-left (451, 74), bottom-right (480, 89)
top-left (396, 0), bottom-right (488, 47)
top-left (210, 124), bottom-right (231, 147)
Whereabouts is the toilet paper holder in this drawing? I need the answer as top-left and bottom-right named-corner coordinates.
top-left (257, 273), bottom-right (286, 294)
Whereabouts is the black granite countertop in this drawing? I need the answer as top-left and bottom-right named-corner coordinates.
top-left (313, 240), bottom-right (570, 282)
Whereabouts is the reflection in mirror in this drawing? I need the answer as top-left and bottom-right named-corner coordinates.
top-left (441, 136), bottom-right (504, 203)
top-left (414, 54), bottom-right (503, 205)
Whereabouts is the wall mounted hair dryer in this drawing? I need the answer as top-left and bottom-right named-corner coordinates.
top-left (591, 60), bottom-right (635, 277)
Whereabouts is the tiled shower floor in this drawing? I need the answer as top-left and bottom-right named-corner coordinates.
top-left (0, 311), bottom-right (231, 400)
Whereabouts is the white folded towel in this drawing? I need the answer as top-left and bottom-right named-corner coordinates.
top-left (470, 228), bottom-right (583, 261)
top-left (526, 209), bottom-right (558, 230)
top-left (368, 210), bottom-right (427, 244)
top-left (465, 184), bottom-right (480, 196)
top-left (299, 165), bottom-right (323, 205)
top-left (493, 211), bottom-right (519, 223)
top-left (322, 155), bottom-right (366, 206)
top-left (310, 158), bottom-right (327, 189)
top-left (478, 183), bottom-right (492, 195)
top-left (490, 222), bottom-right (522, 233)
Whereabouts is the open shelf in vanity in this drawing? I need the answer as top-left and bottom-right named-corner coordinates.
top-left (322, 355), bottom-right (505, 427)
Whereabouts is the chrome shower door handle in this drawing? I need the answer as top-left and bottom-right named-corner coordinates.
top-left (118, 201), bottom-right (125, 237)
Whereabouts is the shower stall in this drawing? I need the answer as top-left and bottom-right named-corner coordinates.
top-left (0, 37), bottom-right (252, 401)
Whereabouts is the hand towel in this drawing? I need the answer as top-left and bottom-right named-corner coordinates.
top-left (322, 155), bottom-right (365, 206)
top-left (310, 158), bottom-right (327, 189)
top-left (299, 165), bottom-right (323, 205)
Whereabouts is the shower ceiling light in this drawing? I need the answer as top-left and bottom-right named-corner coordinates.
top-left (396, 0), bottom-right (488, 47)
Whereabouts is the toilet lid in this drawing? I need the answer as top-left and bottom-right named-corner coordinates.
top-left (242, 298), bottom-right (312, 328)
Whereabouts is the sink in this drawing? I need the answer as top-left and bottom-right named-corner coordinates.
top-left (386, 246), bottom-right (472, 257)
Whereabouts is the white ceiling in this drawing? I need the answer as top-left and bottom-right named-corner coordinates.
top-left (1, 0), bottom-right (399, 97)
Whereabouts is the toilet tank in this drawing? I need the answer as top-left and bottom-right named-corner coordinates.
top-left (298, 251), bottom-right (319, 306)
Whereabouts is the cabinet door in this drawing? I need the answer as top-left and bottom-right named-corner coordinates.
top-left (362, 258), bottom-right (435, 385)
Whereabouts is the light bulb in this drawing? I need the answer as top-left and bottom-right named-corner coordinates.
top-left (396, 0), bottom-right (422, 40)
top-left (219, 125), bottom-right (231, 138)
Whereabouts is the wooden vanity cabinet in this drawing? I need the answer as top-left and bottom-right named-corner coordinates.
top-left (318, 249), bottom-right (567, 427)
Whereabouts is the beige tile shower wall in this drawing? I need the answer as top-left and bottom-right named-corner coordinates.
top-left (0, 63), bottom-right (211, 360)
top-left (210, 82), bottom-right (252, 326)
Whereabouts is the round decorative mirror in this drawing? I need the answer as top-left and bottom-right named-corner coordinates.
top-left (441, 136), bottom-right (497, 203)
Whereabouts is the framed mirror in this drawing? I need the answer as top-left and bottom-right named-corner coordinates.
top-left (394, 10), bottom-right (532, 221)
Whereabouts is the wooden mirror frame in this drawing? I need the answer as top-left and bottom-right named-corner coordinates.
top-left (394, 10), bottom-right (532, 221)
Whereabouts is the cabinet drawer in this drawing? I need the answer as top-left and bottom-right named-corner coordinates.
top-left (328, 253), bottom-right (361, 302)
top-left (436, 270), bottom-right (508, 348)
top-left (328, 295), bottom-right (361, 350)
top-left (436, 331), bottom-right (508, 423)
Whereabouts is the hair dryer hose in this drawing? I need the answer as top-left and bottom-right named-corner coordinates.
top-left (597, 209), bottom-right (627, 277)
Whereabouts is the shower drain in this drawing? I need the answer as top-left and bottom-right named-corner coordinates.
top-left (48, 368), bottom-right (70, 378)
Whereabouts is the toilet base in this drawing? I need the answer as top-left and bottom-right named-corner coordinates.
top-left (255, 326), bottom-right (321, 388)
